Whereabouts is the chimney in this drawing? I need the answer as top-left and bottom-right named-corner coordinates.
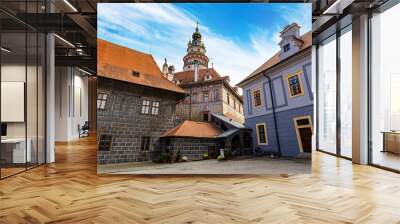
top-left (280, 23), bottom-right (300, 39)
top-left (194, 62), bottom-right (199, 82)
top-left (168, 65), bottom-right (175, 74)
top-left (167, 65), bottom-right (175, 82)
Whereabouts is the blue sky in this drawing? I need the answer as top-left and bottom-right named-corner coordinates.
top-left (98, 3), bottom-right (311, 86)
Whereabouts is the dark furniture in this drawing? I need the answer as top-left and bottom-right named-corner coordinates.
top-left (79, 121), bottom-right (90, 138)
top-left (382, 131), bottom-right (400, 154)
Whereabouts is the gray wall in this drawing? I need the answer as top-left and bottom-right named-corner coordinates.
top-left (162, 137), bottom-right (217, 161)
top-left (97, 78), bottom-right (181, 164)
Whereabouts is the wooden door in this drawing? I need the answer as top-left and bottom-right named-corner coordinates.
top-left (299, 127), bottom-right (312, 153)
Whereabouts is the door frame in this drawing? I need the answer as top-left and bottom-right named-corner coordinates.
top-left (293, 116), bottom-right (313, 153)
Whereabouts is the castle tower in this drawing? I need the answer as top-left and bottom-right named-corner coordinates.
top-left (182, 22), bottom-right (209, 71)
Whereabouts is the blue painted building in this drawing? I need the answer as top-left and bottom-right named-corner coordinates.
top-left (237, 23), bottom-right (312, 157)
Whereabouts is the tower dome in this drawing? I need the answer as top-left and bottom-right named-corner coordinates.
top-left (192, 23), bottom-right (202, 41)
top-left (183, 22), bottom-right (209, 71)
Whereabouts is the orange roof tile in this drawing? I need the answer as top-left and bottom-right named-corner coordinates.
top-left (173, 68), bottom-right (227, 84)
top-left (162, 120), bottom-right (222, 138)
top-left (237, 31), bottom-right (311, 86)
top-left (97, 39), bottom-right (185, 94)
top-left (173, 67), bottom-right (243, 102)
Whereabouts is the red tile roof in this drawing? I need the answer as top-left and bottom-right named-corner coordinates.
top-left (162, 120), bottom-right (222, 138)
top-left (173, 68), bottom-right (227, 84)
top-left (173, 67), bottom-right (243, 102)
top-left (97, 39), bottom-right (185, 94)
top-left (237, 31), bottom-right (312, 86)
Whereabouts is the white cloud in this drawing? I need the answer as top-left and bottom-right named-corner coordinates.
top-left (278, 4), bottom-right (312, 35)
top-left (98, 3), bottom-right (311, 88)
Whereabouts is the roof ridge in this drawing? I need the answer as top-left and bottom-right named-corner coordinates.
top-left (237, 31), bottom-right (311, 86)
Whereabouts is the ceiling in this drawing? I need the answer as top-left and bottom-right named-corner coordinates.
top-left (1, 0), bottom-right (394, 73)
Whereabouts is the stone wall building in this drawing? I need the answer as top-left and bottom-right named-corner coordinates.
top-left (159, 114), bottom-right (252, 161)
top-left (159, 121), bottom-right (221, 161)
top-left (97, 39), bottom-right (185, 165)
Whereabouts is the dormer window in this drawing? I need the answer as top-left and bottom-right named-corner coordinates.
top-left (283, 44), bottom-right (290, 52)
top-left (205, 74), bottom-right (212, 81)
top-left (132, 70), bottom-right (140, 77)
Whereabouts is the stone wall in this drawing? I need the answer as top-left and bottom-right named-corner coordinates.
top-left (97, 77), bottom-right (182, 164)
top-left (161, 137), bottom-right (217, 161)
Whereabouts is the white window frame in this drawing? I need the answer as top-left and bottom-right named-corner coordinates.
top-left (256, 123), bottom-right (268, 145)
top-left (141, 100), bottom-right (150, 114)
top-left (151, 101), bottom-right (160, 115)
top-left (97, 92), bottom-right (109, 110)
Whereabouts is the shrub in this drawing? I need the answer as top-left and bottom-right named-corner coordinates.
top-left (203, 153), bottom-right (209, 160)
top-left (224, 149), bottom-right (232, 159)
top-left (175, 150), bottom-right (182, 162)
top-left (217, 155), bottom-right (225, 161)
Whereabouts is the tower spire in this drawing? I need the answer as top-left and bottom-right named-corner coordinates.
top-left (196, 21), bottom-right (199, 32)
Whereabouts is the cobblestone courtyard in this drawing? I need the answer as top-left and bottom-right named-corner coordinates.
top-left (98, 156), bottom-right (310, 175)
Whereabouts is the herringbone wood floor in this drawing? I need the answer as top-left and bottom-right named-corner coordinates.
top-left (1, 136), bottom-right (400, 224)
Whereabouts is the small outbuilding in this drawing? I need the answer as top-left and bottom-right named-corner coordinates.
top-left (157, 113), bottom-right (253, 161)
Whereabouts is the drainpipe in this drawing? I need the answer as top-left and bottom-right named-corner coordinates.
top-left (264, 74), bottom-right (282, 157)
top-left (189, 88), bottom-right (192, 120)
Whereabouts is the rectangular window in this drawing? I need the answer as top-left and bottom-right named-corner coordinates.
top-left (213, 89), bottom-right (219, 101)
top-left (141, 100), bottom-right (150, 114)
top-left (192, 92), bottom-right (197, 103)
top-left (203, 113), bottom-right (209, 121)
top-left (296, 118), bottom-right (310, 126)
top-left (227, 93), bottom-right (230, 105)
top-left (256, 123), bottom-right (268, 145)
top-left (97, 93), bottom-right (109, 110)
top-left (287, 73), bottom-right (303, 97)
top-left (339, 26), bottom-right (352, 158)
top-left (233, 99), bottom-right (236, 110)
top-left (318, 34), bottom-right (337, 155)
top-left (370, 5), bottom-right (400, 171)
top-left (98, 135), bottom-right (112, 151)
top-left (203, 91), bottom-right (209, 102)
top-left (283, 44), bottom-right (290, 52)
top-left (141, 136), bottom-right (151, 151)
top-left (151, 101), bottom-right (160, 115)
top-left (253, 89), bottom-right (262, 107)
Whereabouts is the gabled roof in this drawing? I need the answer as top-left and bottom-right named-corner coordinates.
top-left (97, 39), bottom-right (185, 94)
top-left (174, 68), bottom-right (243, 103)
top-left (162, 120), bottom-right (222, 138)
top-left (173, 68), bottom-right (227, 84)
top-left (237, 31), bottom-right (312, 87)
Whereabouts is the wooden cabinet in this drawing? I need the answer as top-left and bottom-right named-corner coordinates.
top-left (382, 132), bottom-right (400, 154)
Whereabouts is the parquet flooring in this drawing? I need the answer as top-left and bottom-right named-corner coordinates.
top-left (1, 136), bottom-right (400, 223)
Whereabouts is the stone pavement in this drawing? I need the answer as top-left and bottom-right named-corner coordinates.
top-left (98, 156), bottom-right (310, 175)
